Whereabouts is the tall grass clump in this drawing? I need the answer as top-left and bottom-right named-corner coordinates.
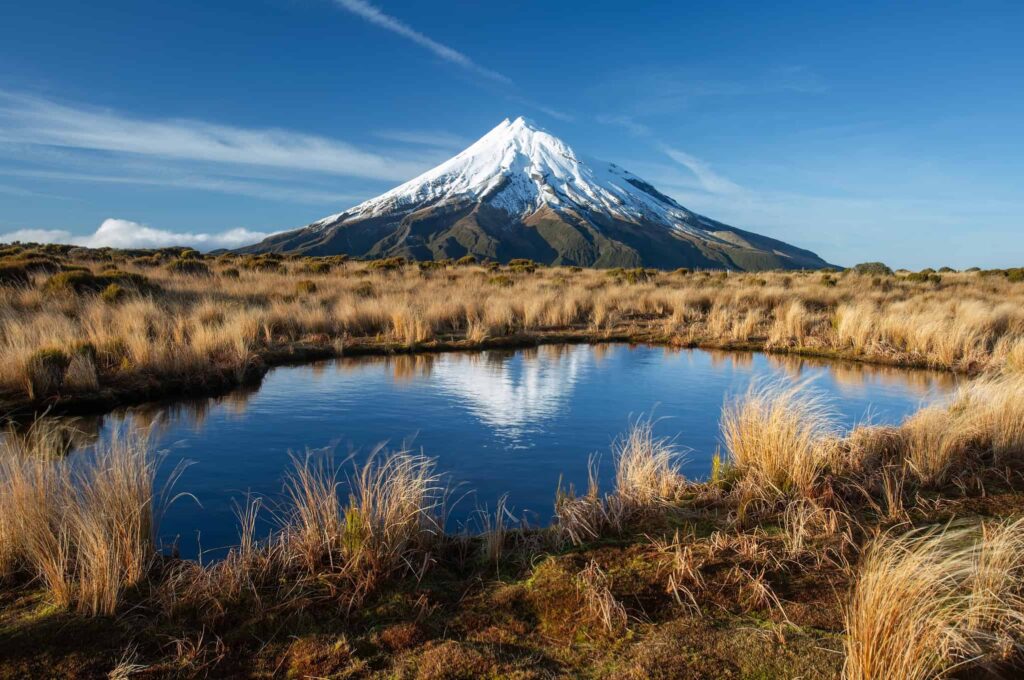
top-left (0, 423), bottom-right (167, 615)
top-left (554, 457), bottom-right (617, 547)
top-left (721, 380), bottom-right (839, 498)
top-left (554, 419), bottom-right (685, 546)
top-left (282, 447), bottom-right (446, 597)
top-left (70, 429), bottom-right (164, 615)
top-left (0, 448), bottom-right (74, 604)
top-left (901, 374), bottom-right (1024, 486)
top-left (613, 418), bottom-right (685, 509)
top-left (844, 520), bottom-right (1024, 680)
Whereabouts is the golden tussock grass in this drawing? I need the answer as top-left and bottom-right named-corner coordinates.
top-left (554, 418), bottom-right (687, 546)
top-left (901, 373), bottom-right (1024, 486)
top-left (721, 380), bottom-right (840, 499)
top-left (4, 250), bottom-right (1024, 410)
top-left (0, 424), bottom-right (166, 615)
top-left (844, 520), bottom-right (1024, 680)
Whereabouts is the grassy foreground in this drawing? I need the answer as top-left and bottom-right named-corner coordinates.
top-left (3, 243), bottom-right (1024, 677)
top-left (2, 366), bottom-right (1024, 678)
top-left (2, 244), bottom-right (1024, 417)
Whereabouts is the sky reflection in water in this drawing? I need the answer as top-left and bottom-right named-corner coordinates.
top-left (65, 345), bottom-right (956, 559)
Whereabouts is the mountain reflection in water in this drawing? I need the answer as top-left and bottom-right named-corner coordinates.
top-left (22, 344), bottom-right (956, 559)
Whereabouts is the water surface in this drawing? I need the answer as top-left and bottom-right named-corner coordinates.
top-left (60, 345), bottom-right (956, 558)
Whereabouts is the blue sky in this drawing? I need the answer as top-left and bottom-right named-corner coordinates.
top-left (1, 0), bottom-right (1022, 268)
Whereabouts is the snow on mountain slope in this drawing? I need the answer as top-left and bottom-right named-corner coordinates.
top-left (239, 117), bottom-right (831, 271)
top-left (314, 116), bottom-right (704, 238)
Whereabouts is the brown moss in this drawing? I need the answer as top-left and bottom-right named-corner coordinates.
top-left (413, 640), bottom-right (493, 680)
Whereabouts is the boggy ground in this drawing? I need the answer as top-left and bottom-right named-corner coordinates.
top-left (3, 365), bottom-right (1024, 678)
top-left (3, 243), bottom-right (1024, 419)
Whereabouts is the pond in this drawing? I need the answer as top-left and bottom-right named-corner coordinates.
top-left (51, 344), bottom-right (957, 559)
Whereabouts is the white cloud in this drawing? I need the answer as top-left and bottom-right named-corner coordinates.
top-left (332, 0), bottom-right (511, 85)
top-left (0, 219), bottom-right (276, 251)
top-left (0, 91), bottom-right (433, 182)
top-left (0, 228), bottom-right (74, 244)
top-left (659, 146), bottom-right (742, 195)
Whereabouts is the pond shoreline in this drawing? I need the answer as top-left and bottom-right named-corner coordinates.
top-left (0, 328), bottom-right (968, 424)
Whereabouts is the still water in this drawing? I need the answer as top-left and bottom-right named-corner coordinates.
top-left (65, 344), bottom-right (956, 559)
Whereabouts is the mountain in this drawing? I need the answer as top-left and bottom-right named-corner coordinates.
top-left (239, 117), bottom-right (830, 270)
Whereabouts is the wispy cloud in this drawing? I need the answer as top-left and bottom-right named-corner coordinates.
top-left (595, 114), bottom-right (742, 196)
top-left (0, 218), bottom-right (277, 251)
top-left (0, 182), bottom-right (69, 200)
top-left (332, 0), bottom-right (511, 85)
top-left (0, 90), bottom-right (434, 182)
top-left (593, 66), bottom-right (826, 117)
top-left (507, 96), bottom-right (574, 122)
top-left (329, 1), bottom-right (573, 121)
top-left (595, 114), bottom-right (650, 136)
top-left (0, 167), bottom-right (360, 205)
top-left (372, 129), bottom-right (471, 150)
top-left (658, 146), bottom-right (742, 195)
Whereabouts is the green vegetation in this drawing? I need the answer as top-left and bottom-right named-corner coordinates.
top-left (43, 269), bottom-right (154, 294)
top-left (166, 258), bottom-right (212, 276)
top-left (852, 261), bottom-right (893, 276)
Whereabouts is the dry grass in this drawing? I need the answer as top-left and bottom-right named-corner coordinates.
top-left (280, 446), bottom-right (445, 601)
top-left (721, 380), bottom-right (840, 499)
top-left (844, 520), bottom-right (1024, 680)
top-left (901, 373), bottom-right (1024, 486)
top-left (4, 249), bottom-right (1024, 412)
top-left (0, 424), bottom-right (163, 615)
top-left (3, 248), bottom-right (1024, 675)
top-left (576, 560), bottom-right (628, 637)
top-left (613, 417), bottom-right (686, 509)
top-left (554, 420), bottom-right (686, 546)
top-left (0, 376), bottom-right (1022, 675)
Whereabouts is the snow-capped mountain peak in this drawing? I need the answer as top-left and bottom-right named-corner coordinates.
top-left (315, 116), bottom-right (703, 236)
top-left (242, 117), bottom-right (831, 271)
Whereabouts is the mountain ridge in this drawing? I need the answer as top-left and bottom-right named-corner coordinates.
top-left (239, 117), bottom-right (831, 270)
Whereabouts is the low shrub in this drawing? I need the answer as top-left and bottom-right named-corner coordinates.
top-left (488, 275), bottom-right (514, 288)
top-left (166, 258), bottom-right (212, 276)
top-left (43, 269), bottom-right (154, 294)
top-left (905, 271), bottom-right (941, 285)
top-left (0, 263), bottom-right (30, 287)
top-left (131, 255), bottom-right (163, 268)
top-left (607, 267), bottom-right (651, 284)
top-left (100, 283), bottom-right (127, 304)
top-left (508, 258), bottom-right (537, 273)
top-left (853, 262), bottom-right (894, 276)
top-left (455, 255), bottom-right (477, 266)
top-left (368, 257), bottom-right (405, 271)
top-left (239, 255), bottom-right (284, 273)
top-left (298, 260), bottom-right (333, 275)
top-left (296, 280), bottom-right (317, 295)
top-left (24, 348), bottom-right (70, 399)
top-left (221, 267), bottom-right (240, 279)
top-left (353, 281), bottom-right (375, 298)
top-left (417, 260), bottom-right (446, 272)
